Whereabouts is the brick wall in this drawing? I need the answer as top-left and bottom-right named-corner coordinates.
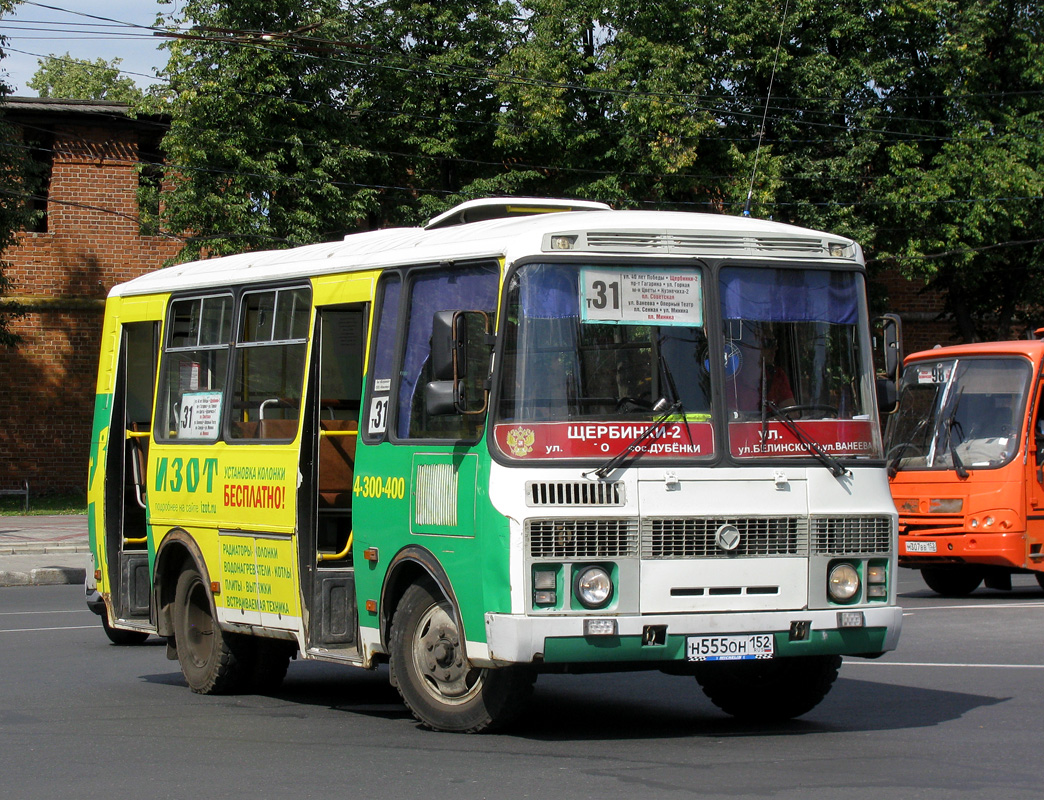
top-left (0, 109), bottom-right (181, 495)
top-left (873, 268), bottom-right (960, 357)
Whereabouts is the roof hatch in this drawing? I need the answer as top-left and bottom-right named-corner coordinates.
top-left (423, 197), bottom-right (611, 230)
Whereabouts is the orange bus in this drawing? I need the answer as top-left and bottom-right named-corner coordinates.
top-left (886, 339), bottom-right (1044, 595)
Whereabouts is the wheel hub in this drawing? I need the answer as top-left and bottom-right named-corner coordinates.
top-left (413, 602), bottom-right (482, 702)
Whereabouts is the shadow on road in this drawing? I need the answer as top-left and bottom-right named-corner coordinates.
top-left (141, 660), bottom-right (1005, 739)
top-left (504, 673), bottom-right (1005, 741)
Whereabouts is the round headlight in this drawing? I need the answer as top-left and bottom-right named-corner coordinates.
top-left (575, 566), bottom-right (613, 608)
top-left (828, 563), bottom-right (861, 602)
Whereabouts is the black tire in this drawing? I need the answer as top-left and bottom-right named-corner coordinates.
top-left (242, 639), bottom-right (294, 693)
top-left (101, 614), bottom-right (150, 645)
top-left (921, 567), bottom-right (983, 597)
top-left (172, 564), bottom-right (247, 694)
top-left (694, 655), bottom-right (841, 721)
top-left (1036, 573), bottom-right (1044, 592)
top-left (389, 581), bottom-right (534, 733)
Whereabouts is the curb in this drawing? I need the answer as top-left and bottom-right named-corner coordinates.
top-left (0, 566), bottom-right (87, 587)
top-left (0, 545), bottom-right (92, 556)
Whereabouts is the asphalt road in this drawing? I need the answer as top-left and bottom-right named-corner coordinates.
top-left (1, 570), bottom-right (1042, 800)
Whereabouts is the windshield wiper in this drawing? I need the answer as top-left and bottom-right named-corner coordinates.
top-left (765, 401), bottom-right (850, 479)
top-left (887, 442), bottom-right (910, 479)
top-left (657, 336), bottom-right (681, 408)
top-left (585, 398), bottom-right (682, 479)
top-left (887, 417), bottom-right (928, 478)
top-left (946, 418), bottom-right (969, 479)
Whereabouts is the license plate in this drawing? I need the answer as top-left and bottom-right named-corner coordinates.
top-left (686, 634), bottom-right (774, 661)
top-left (906, 540), bottom-right (937, 553)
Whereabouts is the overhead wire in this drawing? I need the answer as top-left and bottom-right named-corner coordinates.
top-left (5, 3), bottom-right (1039, 141)
top-left (0, 1), bottom-right (1041, 240)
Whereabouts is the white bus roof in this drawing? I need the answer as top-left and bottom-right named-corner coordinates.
top-left (109, 199), bottom-right (863, 298)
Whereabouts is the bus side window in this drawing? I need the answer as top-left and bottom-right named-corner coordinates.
top-left (229, 287), bottom-right (310, 441)
top-left (362, 274), bottom-right (401, 443)
top-left (396, 264), bottom-right (499, 441)
top-left (157, 295), bottom-right (232, 441)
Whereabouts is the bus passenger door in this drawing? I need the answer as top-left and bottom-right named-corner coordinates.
top-left (1026, 384), bottom-right (1044, 567)
top-left (103, 321), bottom-right (159, 626)
top-left (300, 304), bottom-right (367, 656)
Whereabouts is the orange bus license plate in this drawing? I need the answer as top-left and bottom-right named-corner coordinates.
top-left (906, 541), bottom-right (937, 553)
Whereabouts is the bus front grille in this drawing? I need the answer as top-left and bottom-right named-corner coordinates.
top-left (811, 515), bottom-right (893, 554)
top-left (641, 517), bottom-right (809, 558)
top-left (527, 518), bottom-right (639, 558)
top-left (526, 481), bottom-right (625, 507)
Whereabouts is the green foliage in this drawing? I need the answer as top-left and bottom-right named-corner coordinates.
top-left (150, 0), bottom-right (1044, 340)
top-left (27, 54), bottom-right (144, 103)
top-left (157, 0), bottom-right (382, 258)
top-left (868, 0), bottom-right (1044, 339)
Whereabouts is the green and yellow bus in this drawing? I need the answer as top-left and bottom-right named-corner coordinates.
top-left (87, 197), bottom-right (902, 732)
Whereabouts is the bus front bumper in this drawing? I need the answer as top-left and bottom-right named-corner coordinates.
top-left (899, 528), bottom-right (1028, 570)
top-left (483, 606), bottom-right (903, 666)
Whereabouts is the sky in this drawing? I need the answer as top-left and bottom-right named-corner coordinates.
top-left (0, 1), bottom-right (178, 95)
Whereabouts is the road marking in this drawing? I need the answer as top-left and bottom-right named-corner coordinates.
top-left (904, 601), bottom-right (1044, 612)
top-left (0, 609), bottom-right (90, 616)
top-left (845, 660), bottom-right (1044, 669)
top-left (0, 625), bottom-right (98, 633)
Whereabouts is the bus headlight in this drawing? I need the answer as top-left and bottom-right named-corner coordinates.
top-left (828, 563), bottom-right (861, 602)
top-left (574, 566), bottom-right (613, 609)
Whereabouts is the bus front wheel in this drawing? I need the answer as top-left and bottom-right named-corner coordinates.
top-left (172, 564), bottom-right (246, 694)
top-left (389, 581), bottom-right (534, 733)
top-left (694, 654), bottom-right (841, 721)
top-left (921, 567), bottom-right (983, 597)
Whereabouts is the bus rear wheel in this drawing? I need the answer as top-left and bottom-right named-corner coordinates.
top-left (694, 655), bottom-right (841, 721)
top-left (172, 564), bottom-right (246, 694)
top-left (389, 581), bottom-right (534, 733)
top-left (921, 567), bottom-right (983, 597)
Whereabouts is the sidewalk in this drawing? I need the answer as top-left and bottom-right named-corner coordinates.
top-left (0, 514), bottom-right (91, 587)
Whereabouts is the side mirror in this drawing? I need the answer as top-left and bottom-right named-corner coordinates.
top-left (431, 310), bottom-right (466, 382)
top-left (876, 313), bottom-right (902, 383)
top-left (874, 313), bottom-right (902, 416)
top-left (424, 379), bottom-right (465, 416)
top-left (426, 310), bottom-right (492, 416)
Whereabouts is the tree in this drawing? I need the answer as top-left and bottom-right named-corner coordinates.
top-left (867, 1), bottom-right (1044, 340)
top-left (27, 54), bottom-right (144, 103)
top-left (156, 0), bottom-right (385, 258)
top-left (351, 0), bottom-right (522, 223)
top-left (702, 0), bottom-right (893, 240)
top-left (149, 0), bottom-right (1044, 343)
top-left (489, 0), bottom-right (739, 209)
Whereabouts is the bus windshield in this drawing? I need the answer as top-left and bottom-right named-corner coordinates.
top-left (494, 262), bottom-right (714, 460)
top-left (720, 266), bottom-right (879, 460)
top-left (493, 262), bottom-right (879, 464)
top-left (887, 356), bottom-right (1031, 472)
